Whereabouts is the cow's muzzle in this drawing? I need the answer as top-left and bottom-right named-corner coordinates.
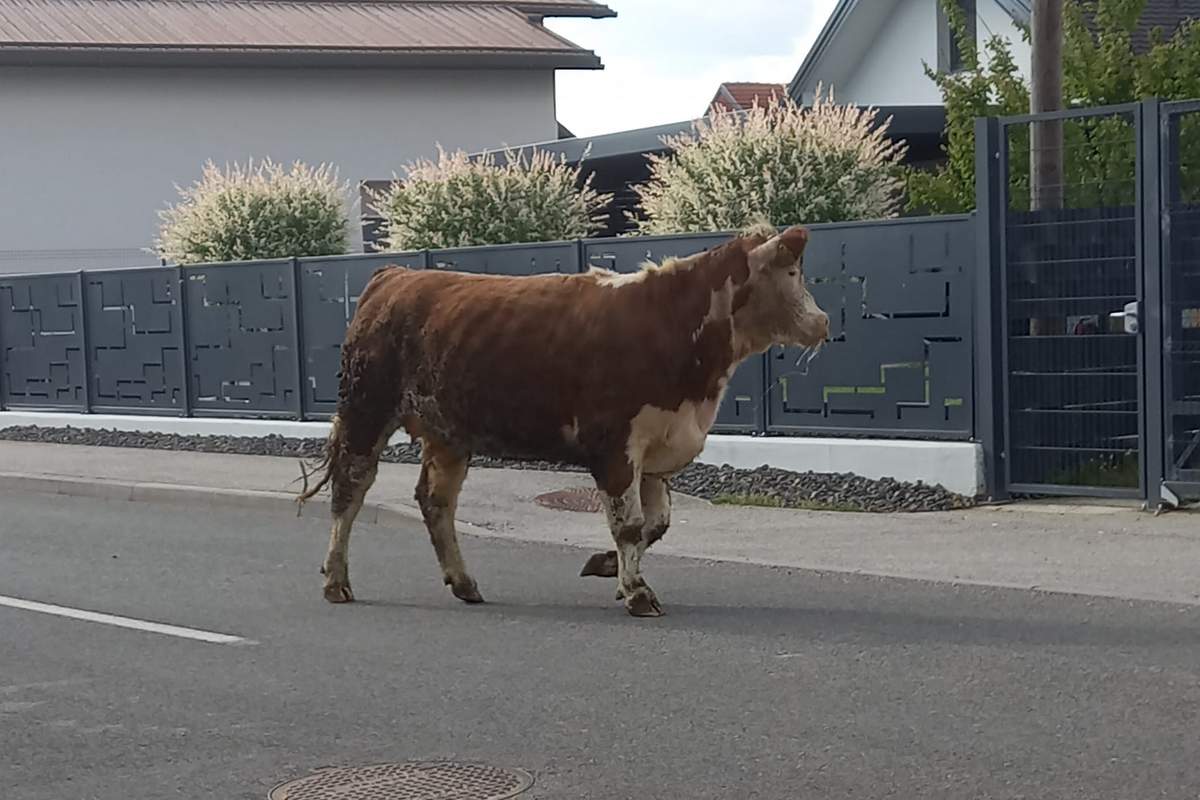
top-left (791, 310), bottom-right (829, 348)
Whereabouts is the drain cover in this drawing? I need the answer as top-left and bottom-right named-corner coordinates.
top-left (268, 761), bottom-right (534, 800)
top-left (533, 487), bottom-right (602, 513)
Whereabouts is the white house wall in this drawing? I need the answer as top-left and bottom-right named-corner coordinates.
top-left (975, 0), bottom-right (1031, 81)
top-left (839, 0), bottom-right (943, 107)
top-left (0, 66), bottom-right (558, 273)
top-left (798, 0), bottom-right (1032, 108)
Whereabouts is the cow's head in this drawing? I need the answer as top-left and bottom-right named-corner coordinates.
top-left (731, 223), bottom-right (829, 354)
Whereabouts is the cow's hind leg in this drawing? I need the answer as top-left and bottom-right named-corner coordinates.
top-left (415, 438), bottom-right (482, 604)
top-left (580, 474), bottom-right (671, 584)
top-left (321, 416), bottom-right (393, 603)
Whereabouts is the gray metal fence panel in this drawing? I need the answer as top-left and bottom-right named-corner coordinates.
top-left (581, 233), bottom-right (732, 273)
top-left (298, 251), bottom-right (426, 418)
top-left (766, 217), bottom-right (976, 440)
top-left (0, 273), bottom-right (87, 409)
top-left (183, 259), bottom-right (301, 418)
top-left (581, 232), bottom-right (765, 434)
top-left (84, 267), bottom-right (187, 414)
top-left (0, 222), bottom-right (979, 442)
top-left (429, 240), bottom-right (581, 275)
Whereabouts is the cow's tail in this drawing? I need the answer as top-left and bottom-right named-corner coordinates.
top-left (294, 414), bottom-right (344, 516)
top-left (295, 266), bottom-right (396, 516)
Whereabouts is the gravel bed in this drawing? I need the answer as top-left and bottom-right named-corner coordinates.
top-left (0, 425), bottom-right (976, 513)
top-left (674, 463), bottom-right (975, 513)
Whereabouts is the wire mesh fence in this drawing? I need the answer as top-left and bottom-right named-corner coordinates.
top-left (1001, 107), bottom-right (1142, 493)
top-left (1163, 103), bottom-right (1200, 489)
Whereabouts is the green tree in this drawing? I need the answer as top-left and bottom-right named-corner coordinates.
top-left (371, 146), bottom-right (611, 250)
top-left (158, 159), bottom-right (350, 265)
top-left (631, 88), bottom-right (908, 234)
top-left (908, 0), bottom-right (1200, 215)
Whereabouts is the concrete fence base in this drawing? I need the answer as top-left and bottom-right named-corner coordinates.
top-left (697, 435), bottom-right (983, 497)
top-left (0, 411), bottom-right (985, 497)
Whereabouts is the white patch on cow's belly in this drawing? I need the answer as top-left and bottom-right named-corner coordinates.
top-left (628, 394), bottom-right (724, 475)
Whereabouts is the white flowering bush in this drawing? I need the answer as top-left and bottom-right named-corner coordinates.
top-left (157, 159), bottom-right (351, 264)
top-left (371, 146), bottom-right (611, 250)
top-left (632, 87), bottom-right (908, 234)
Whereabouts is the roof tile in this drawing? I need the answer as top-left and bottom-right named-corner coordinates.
top-left (0, 0), bottom-right (612, 63)
top-left (707, 82), bottom-right (786, 114)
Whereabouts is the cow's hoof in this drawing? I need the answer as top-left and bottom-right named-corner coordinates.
top-left (624, 587), bottom-right (663, 617)
top-left (451, 578), bottom-right (485, 604)
top-left (580, 551), bottom-right (618, 578)
top-left (323, 582), bottom-right (355, 604)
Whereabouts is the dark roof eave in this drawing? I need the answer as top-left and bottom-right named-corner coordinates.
top-left (787, 0), bottom-right (857, 100)
top-left (0, 45), bottom-right (604, 69)
top-left (519, 1), bottom-right (616, 18)
top-left (475, 105), bottom-right (947, 166)
top-left (480, 118), bottom-right (701, 165)
top-left (995, 0), bottom-right (1032, 27)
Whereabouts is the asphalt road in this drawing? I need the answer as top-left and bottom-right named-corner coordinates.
top-left (3, 490), bottom-right (1200, 800)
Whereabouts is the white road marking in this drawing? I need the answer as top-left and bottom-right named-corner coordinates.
top-left (0, 595), bottom-right (253, 645)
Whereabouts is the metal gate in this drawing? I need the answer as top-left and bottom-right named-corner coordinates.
top-left (994, 103), bottom-right (1146, 497)
top-left (978, 99), bottom-right (1200, 505)
top-left (1160, 100), bottom-right (1200, 501)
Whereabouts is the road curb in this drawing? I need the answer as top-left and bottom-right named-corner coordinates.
top-left (0, 471), bottom-right (489, 534)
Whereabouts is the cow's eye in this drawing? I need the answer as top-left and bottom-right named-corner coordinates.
top-left (788, 270), bottom-right (798, 277)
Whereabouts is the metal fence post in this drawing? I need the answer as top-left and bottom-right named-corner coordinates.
top-left (288, 257), bottom-right (305, 421)
top-left (756, 352), bottom-right (770, 435)
top-left (76, 270), bottom-right (93, 413)
top-left (1139, 98), bottom-right (1166, 507)
top-left (0, 280), bottom-right (6, 412)
top-left (974, 116), bottom-right (1008, 501)
top-left (175, 266), bottom-right (192, 417)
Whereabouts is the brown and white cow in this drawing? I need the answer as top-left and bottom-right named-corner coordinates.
top-left (297, 223), bottom-right (828, 616)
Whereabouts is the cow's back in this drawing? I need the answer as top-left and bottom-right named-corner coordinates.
top-left (345, 266), bottom-right (670, 463)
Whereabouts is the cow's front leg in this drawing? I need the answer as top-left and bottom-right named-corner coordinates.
top-left (597, 468), bottom-right (662, 617)
top-left (580, 474), bottom-right (671, 581)
top-left (640, 474), bottom-right (672, 551)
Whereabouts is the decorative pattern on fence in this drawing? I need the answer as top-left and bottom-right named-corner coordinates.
top-left (183, 260), bottom-right (301, 418)
top-left (84, 267), bottom-right (186, 413)
top-left (299, 252), bottom-right (426, 418)
top-left (0, 219), bottom-right (977, 440)
top-left (0, 274), bottom-right (87, 409)
top-left (767, 217), bottom-right (975, 439)
top-left (432, 240), bottom-right (581, 275)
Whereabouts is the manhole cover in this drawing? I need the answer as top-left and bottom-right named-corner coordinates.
top-left (533, 487), bottom-right (602, 513)
top-left (268, 761), bottom-right (534, 800)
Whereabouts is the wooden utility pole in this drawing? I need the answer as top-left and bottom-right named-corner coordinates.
top-left (1030, 0), bottom-right (1065, 211)
top-left (1028, 0), bottom-right (1064, 336)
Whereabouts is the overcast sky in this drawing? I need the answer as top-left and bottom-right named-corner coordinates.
top-left (546, 0), bottom-right (840, 137)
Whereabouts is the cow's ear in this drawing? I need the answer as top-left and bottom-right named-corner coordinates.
top-left (749, 225), bottom-right (808, 271)
top-left (778, 225), bottom-right (809, 257)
